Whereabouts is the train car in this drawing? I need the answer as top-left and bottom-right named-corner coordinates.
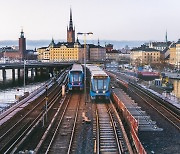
top-left (86, 64), bottom-right (111, 101)
top-left (68, 64), bottom-right (84, 90)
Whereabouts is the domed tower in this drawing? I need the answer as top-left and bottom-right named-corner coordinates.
top-left (67, 8), bottom-right (75, 43)
top-left (19, 29), bottom-right (26, 60)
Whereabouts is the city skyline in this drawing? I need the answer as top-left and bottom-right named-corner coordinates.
top-left (0, 0), bottom-right (180, 41)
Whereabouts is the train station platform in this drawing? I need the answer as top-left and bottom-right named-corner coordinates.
top-left (112, 88), bottom-right (162, 132)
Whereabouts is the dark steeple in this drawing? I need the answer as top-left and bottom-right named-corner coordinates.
top-left (76, 37), bottom-right (79, 43)
top-left (67, 8), bottom-right (75, 43)
top-left (69, 8), bottom-right (73, 30)
top-left (49, 38), bottom-right (55, 47)
top-left (165, 30), bottom-right (168, 43)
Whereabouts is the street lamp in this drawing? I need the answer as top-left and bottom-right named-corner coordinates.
top-left (24, 60), bottom-right (26, 93)
top-left (77, 32), bottom-right (93, 103)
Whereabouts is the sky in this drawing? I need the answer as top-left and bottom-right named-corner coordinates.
top-left (0, 0), bottom-right (180, 41)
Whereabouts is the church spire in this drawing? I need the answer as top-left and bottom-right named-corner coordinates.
top-left (98, 38), bottom-right (100, 46)
top-left (67, 8), bottom-right (75, 43)
top-left (69, 8), bottom-right (73, 30)
top-left (165, 30), bottom-right (168, 43)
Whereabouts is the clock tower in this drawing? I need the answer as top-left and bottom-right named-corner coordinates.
top-left (67, 8), bottom-right (75, 43)
top-left (19, 29), bottom-right (26, 60)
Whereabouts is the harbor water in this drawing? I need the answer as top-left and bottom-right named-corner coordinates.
top-left (0, 69), bottom-right (50, 111)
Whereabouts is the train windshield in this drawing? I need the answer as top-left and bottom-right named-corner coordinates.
top-left (93, 78), bottom-right (109, 91)
top-left (71, 71), bottom-right (82, 82)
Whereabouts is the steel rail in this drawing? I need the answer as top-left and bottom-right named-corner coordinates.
top-left (0, 72), bottom-right (67, 142)
top-left (44, 94), bottom-right (73, 154)
top-left (11, 88), bottom-right (64, 153)
top-left (2, 85), bottom-right (63, 153)
top-left (95, 105), bottom-right (100, 154)
top-left (33, 96), bottom-right (67, 153)
top-left (95, 103), bottom-right (125, 154)
top-left (107, 104), bottom-right (122, 154)
top-left (130, 84), bottom-right (180, 131)
top-left (109, 100), bottom-right (134, 154)
top-left (67, 94), bottom-right (81, 154)
top-left (0, 73), bottom-right (68, 153)
top-left (0, 81), bottom-right (58, 142)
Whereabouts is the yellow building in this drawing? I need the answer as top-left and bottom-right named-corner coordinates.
top-left (169, 43), bottom-right (176, 65)
top-left (176, 39), bottom-right (180, 68)
top-left (130, 45), bottom-right (160, 66)
top-left (169, 39), bottom-right (180, 68)
top-left (37, 39), bottom-right (83, 62)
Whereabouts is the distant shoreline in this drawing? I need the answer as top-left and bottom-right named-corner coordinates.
top-left (0, 40), bottom-right (147, 50)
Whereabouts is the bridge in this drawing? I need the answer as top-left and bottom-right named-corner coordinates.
top-left (0, 62), bottom-right (72, 81)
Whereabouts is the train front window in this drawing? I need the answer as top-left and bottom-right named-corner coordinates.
top-left (93, 78), bottom-right (108, 91)
top-left (71, 72), bottom-right (82, 82)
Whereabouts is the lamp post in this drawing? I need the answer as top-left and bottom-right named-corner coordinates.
top-left (24, 60), bottom-right (26, 93)
top-left (77, 32), bottom-right (93, 103)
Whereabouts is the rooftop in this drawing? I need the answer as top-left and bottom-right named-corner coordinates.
top-left (131, 45), bottom-right (160, 52)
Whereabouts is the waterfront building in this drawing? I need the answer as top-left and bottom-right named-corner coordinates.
top-left (169, 39), bottom-right (180, 69)
top-left (130, 45), bottom-right (160, 66)
top-left (0, 46), bottom-right (19, 60)
top-left (176, 39), bottom-right (180, 69)
top-left (0, 30), bottom-right (37, 61)
top-left (37, 39), bottom-right (83, 62)
top-left (149, 41), bottom-right (171, 51)
top-left (169, 43), bottom-right (176, 65)
top-left (0, 30), bottom-right (26, 60)
top-left (106, 49), bottom-right (119, 61)
top-left (86, 42), bottom-right (106, 61)
top-left (105, 43), bottom-right (113, 52)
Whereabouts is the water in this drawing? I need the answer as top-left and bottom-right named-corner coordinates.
top-left (0, 82), bottom-right (45, 109)
top-left (0, 69), bottom-right (50, 111)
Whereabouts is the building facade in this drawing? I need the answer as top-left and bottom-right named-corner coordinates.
top-left (130, 45), bottom-right (160, 66)
top-left (169, 39), bottom-right (180, 69)
top-left (176, 39), bottom-right (180, 69)
top-left (106, 50), bottom-right (119, 61)
top-left (169, 43), bottom-right (176, 65)
top-left (37, 40), bottom-right (83, 62)
top-left (88, 44), bottom-right (106, 61)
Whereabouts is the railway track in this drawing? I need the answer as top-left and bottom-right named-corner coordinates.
top-left (37, 92), bottom-right (84, 154)
top-left (0, 72), bottom-right (68, 153)
top-left (93, 102), bottom-right (133, 154)
top-left (129, 83), bottom-right (180, 131)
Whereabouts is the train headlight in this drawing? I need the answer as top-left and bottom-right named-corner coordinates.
top-left (103, 90), bottom-right (106, 93)
top-left (96, 91), bottom-right (99, 93)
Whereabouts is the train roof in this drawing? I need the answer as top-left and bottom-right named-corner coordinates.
top-left (70, 64), bottom-right (83, 72)
top-left (86, 64), bottom-right (109, 78)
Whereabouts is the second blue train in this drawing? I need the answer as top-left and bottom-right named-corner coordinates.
top-left (86, 64), bottom-right (111, 101)
top-left (68, 64), bottom-right (84, 90)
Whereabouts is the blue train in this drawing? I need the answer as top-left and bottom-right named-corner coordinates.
top-left (68, 64), bottom-right (84, 90)
top-left (86, 64), bottom-right (111, 101)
